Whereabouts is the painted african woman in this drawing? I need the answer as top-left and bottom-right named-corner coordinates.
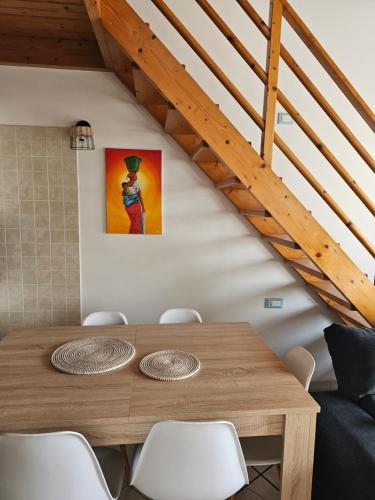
top-left (122, 155), bottom-right (146, 234)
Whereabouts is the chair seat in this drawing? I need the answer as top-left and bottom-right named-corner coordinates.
top-left (94, 447), bottom-right (126, 499)
top-left (240, 436), bottom-right (282, 466)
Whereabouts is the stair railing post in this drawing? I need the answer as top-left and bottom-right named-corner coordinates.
top-left (261, 0), bottom-right (283, 165)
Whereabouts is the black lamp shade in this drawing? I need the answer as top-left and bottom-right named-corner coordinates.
top-left (70, 120), bottom-right (95, 150)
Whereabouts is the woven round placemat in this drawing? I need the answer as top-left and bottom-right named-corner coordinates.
top-left (51, 337), bottom-right (135, 375)
top-left (139, 350), bottom-right (200, 381)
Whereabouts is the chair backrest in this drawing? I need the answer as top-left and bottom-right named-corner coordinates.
top-left (158, 308), bottom-right (203, 324)
top-left (131, 421), bottom-right (248, 500)
top-left (283, 346), bottom-right (315, 390)
top-left (82, 311), bottom-right (128, 326)
top-left (0, 432), bottom-right (114, 500)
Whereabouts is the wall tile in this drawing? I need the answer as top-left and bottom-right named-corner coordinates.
top-left (2, 170), bottom-right (18, 185)
top-left (63, 187), bottom-right (78, 202)
top-left (22, 256), bottom-right (36, 270)
top-left (31, 141), bottom-right (46, 157)
top-left (24, 296), bottom-right (38, 312)
top-left (33, 186), bottom-right (48, 201)
top-left (20, 201), bottom-right (34, 214)
top-left (6, 243), bottom-right (21, 257)
top-left (34, 201), bottom-right (49, 215)
top-left (51, 243), bottom-right (65, 256)
top-left (38, 310), bottom-right (52, 326)
top-left (31, 127), bottom-right (46, 141)
top-left (18, 157), bottom-right (32, 172)
top-left (37, 270), bottom-right (51, 284)
top-left (50, 215), bottom-right (64, 228)
top-left (23, 270), bottom-right (37, 284)
top-left (21, 228), bottom-right (36, 243)
top-left (18, 171), bottom-right (33, 186)
top-left (49, 187), bottom-right (63, 201)
top-left (37, 256), bottom-right (51, 270)
top-left (16, 126), bottom-right (31, 141)
top-left (17, 141), bottom-right (31, 156)
top-left (32, 158), bottom-right (47, 171)
top-left (3, 157), bottom-right (17, 170)
top-left (7, 256), bottom-right (22, 270)
top-left (5, 214), bottom-right (20, 228)
top-left (2, 141), bottom-right (16, 155)
top-left (19, 186), bottom-right (33, 201)
top-left (50, 201), bottom-right (64, 215)
top-left (33, 171), bottom-right (48, 186)
top-left (36, 243), bottom-right (50, 257)
top-left (0, 125), bottom-right (16, 140)
top-left (36, 229), bottom-right (50, 243)
top-left (20, 213), bottom-right (35, 228)
top-left (1, 125), bottom-right (79, 334)
top-left (35, 214), bottom-right (49, 228)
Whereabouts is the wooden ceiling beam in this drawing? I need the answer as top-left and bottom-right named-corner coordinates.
top-left (0, 33), bottom-right (105, 69)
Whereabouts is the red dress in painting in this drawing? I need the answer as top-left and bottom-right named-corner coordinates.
top-left (122, 181), bottom-right (144, 234)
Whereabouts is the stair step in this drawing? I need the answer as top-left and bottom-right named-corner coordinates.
top-left (263, 234), bottom-right (301, 249)
top-left (145, 103), bottom-right (169, 127)
top-left (165, 106), bottom-right (195, 135)
top-left (308, 282), bottom-right (355, 310)
top-left (239, 208), bottom-right (271, 217)
top-left (328, 303), bottom-right (371, 328)
top-left (285, 258), bottom-right (328, 280)
top-left (215, 177), bottom-right (246, 190)
top-left (132, 68), bottom-right (166, 105)
top-left (191, 143), bottom-right (218, 162)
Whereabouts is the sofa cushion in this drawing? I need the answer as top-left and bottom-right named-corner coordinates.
top-left (359, 394), bottom-right (375, 419)
top-left (312, 391), bottom-right (375, 500)
top-left (324, 323), bottom-right (375, 400)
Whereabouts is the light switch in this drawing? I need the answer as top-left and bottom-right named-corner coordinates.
top-left (264, 298), bottom-right (284, 309)
top-left (277, 112), bottom-right (294, 125)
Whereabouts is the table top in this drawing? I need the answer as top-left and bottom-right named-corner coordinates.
top-left (0, 322), bottom-right (319, 443)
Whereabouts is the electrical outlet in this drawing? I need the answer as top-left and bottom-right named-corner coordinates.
top-left (264, 298), bottom-right (284, 309)
top-left (277, 112), bottom-right (294, 125)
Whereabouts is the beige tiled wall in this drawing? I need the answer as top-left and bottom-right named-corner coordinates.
top-left (0, 125), bottom-right (81, 337)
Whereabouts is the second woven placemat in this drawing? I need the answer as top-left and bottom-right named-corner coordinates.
top-left (139, 350), bottom-right (200, 381)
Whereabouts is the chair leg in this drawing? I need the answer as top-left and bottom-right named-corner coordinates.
top-left (249, 465), bottom-right (279, 491)
top-left (120, 445), bottom-right (131, 485)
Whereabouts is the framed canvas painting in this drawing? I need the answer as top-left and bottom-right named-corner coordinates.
top-left (106, 148), bottom-right (162, 234)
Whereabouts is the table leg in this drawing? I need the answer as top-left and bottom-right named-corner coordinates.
top-left (280, 413), bottom-right (317, 500)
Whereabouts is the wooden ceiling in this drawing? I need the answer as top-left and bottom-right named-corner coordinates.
top-left (0, 0), bottom-right (105, 69)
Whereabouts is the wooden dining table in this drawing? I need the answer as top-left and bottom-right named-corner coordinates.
top-left (0, 322), bottom-right (319, 499)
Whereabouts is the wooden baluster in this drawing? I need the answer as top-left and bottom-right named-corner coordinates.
top-left (236, 0), bottom-right (375, 173)
top-left (261, 0), bottom-right (283, 165)
top-left (279, 0), bottom-right (375, 133)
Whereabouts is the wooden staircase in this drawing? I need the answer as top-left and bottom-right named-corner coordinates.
top-left (85, 0), bottom-right (375, 327)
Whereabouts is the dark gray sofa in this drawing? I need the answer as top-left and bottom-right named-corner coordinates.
top-left (312, 391), bottom-right (375, 500)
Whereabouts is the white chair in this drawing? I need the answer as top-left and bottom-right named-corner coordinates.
top-left (159, 308), bottom-right (203, 324)
top-left (82, 311), bottom-right (128, 326)
top-left (0, 431), bottom-right (125, 500)
top-left (240, 346), bottom-right (316, 490)
top-left (131, 421), bottom-right (248, 500)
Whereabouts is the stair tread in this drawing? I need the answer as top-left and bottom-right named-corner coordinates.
top-left (263, 234), bottom-right (301, 249)
top-left (133, 68), bottom-right (166, 105)
top-left (308, 281), bottom-right (354, 310)
top-left (328, 302), bottom-right (370, 328)
top-left (285, 258), bottom-right (327, 280)
top-left (165, 107), bottom-right (196, 135)
top-left (191, 143), bottom-right (218, 162)
top-left (215, 177), bottom-right (246, 189)
top-left (240, 208), bottom-right (271, 217)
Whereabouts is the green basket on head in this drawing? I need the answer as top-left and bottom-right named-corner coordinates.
top-left (124, 155), bottom-right (142, 173)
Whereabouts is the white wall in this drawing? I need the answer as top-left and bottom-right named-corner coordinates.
top-left (1, 0), bottom-right (374, 381)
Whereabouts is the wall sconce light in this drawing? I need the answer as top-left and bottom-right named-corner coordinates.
top-left (70, 120), bottom-right (95, 150)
